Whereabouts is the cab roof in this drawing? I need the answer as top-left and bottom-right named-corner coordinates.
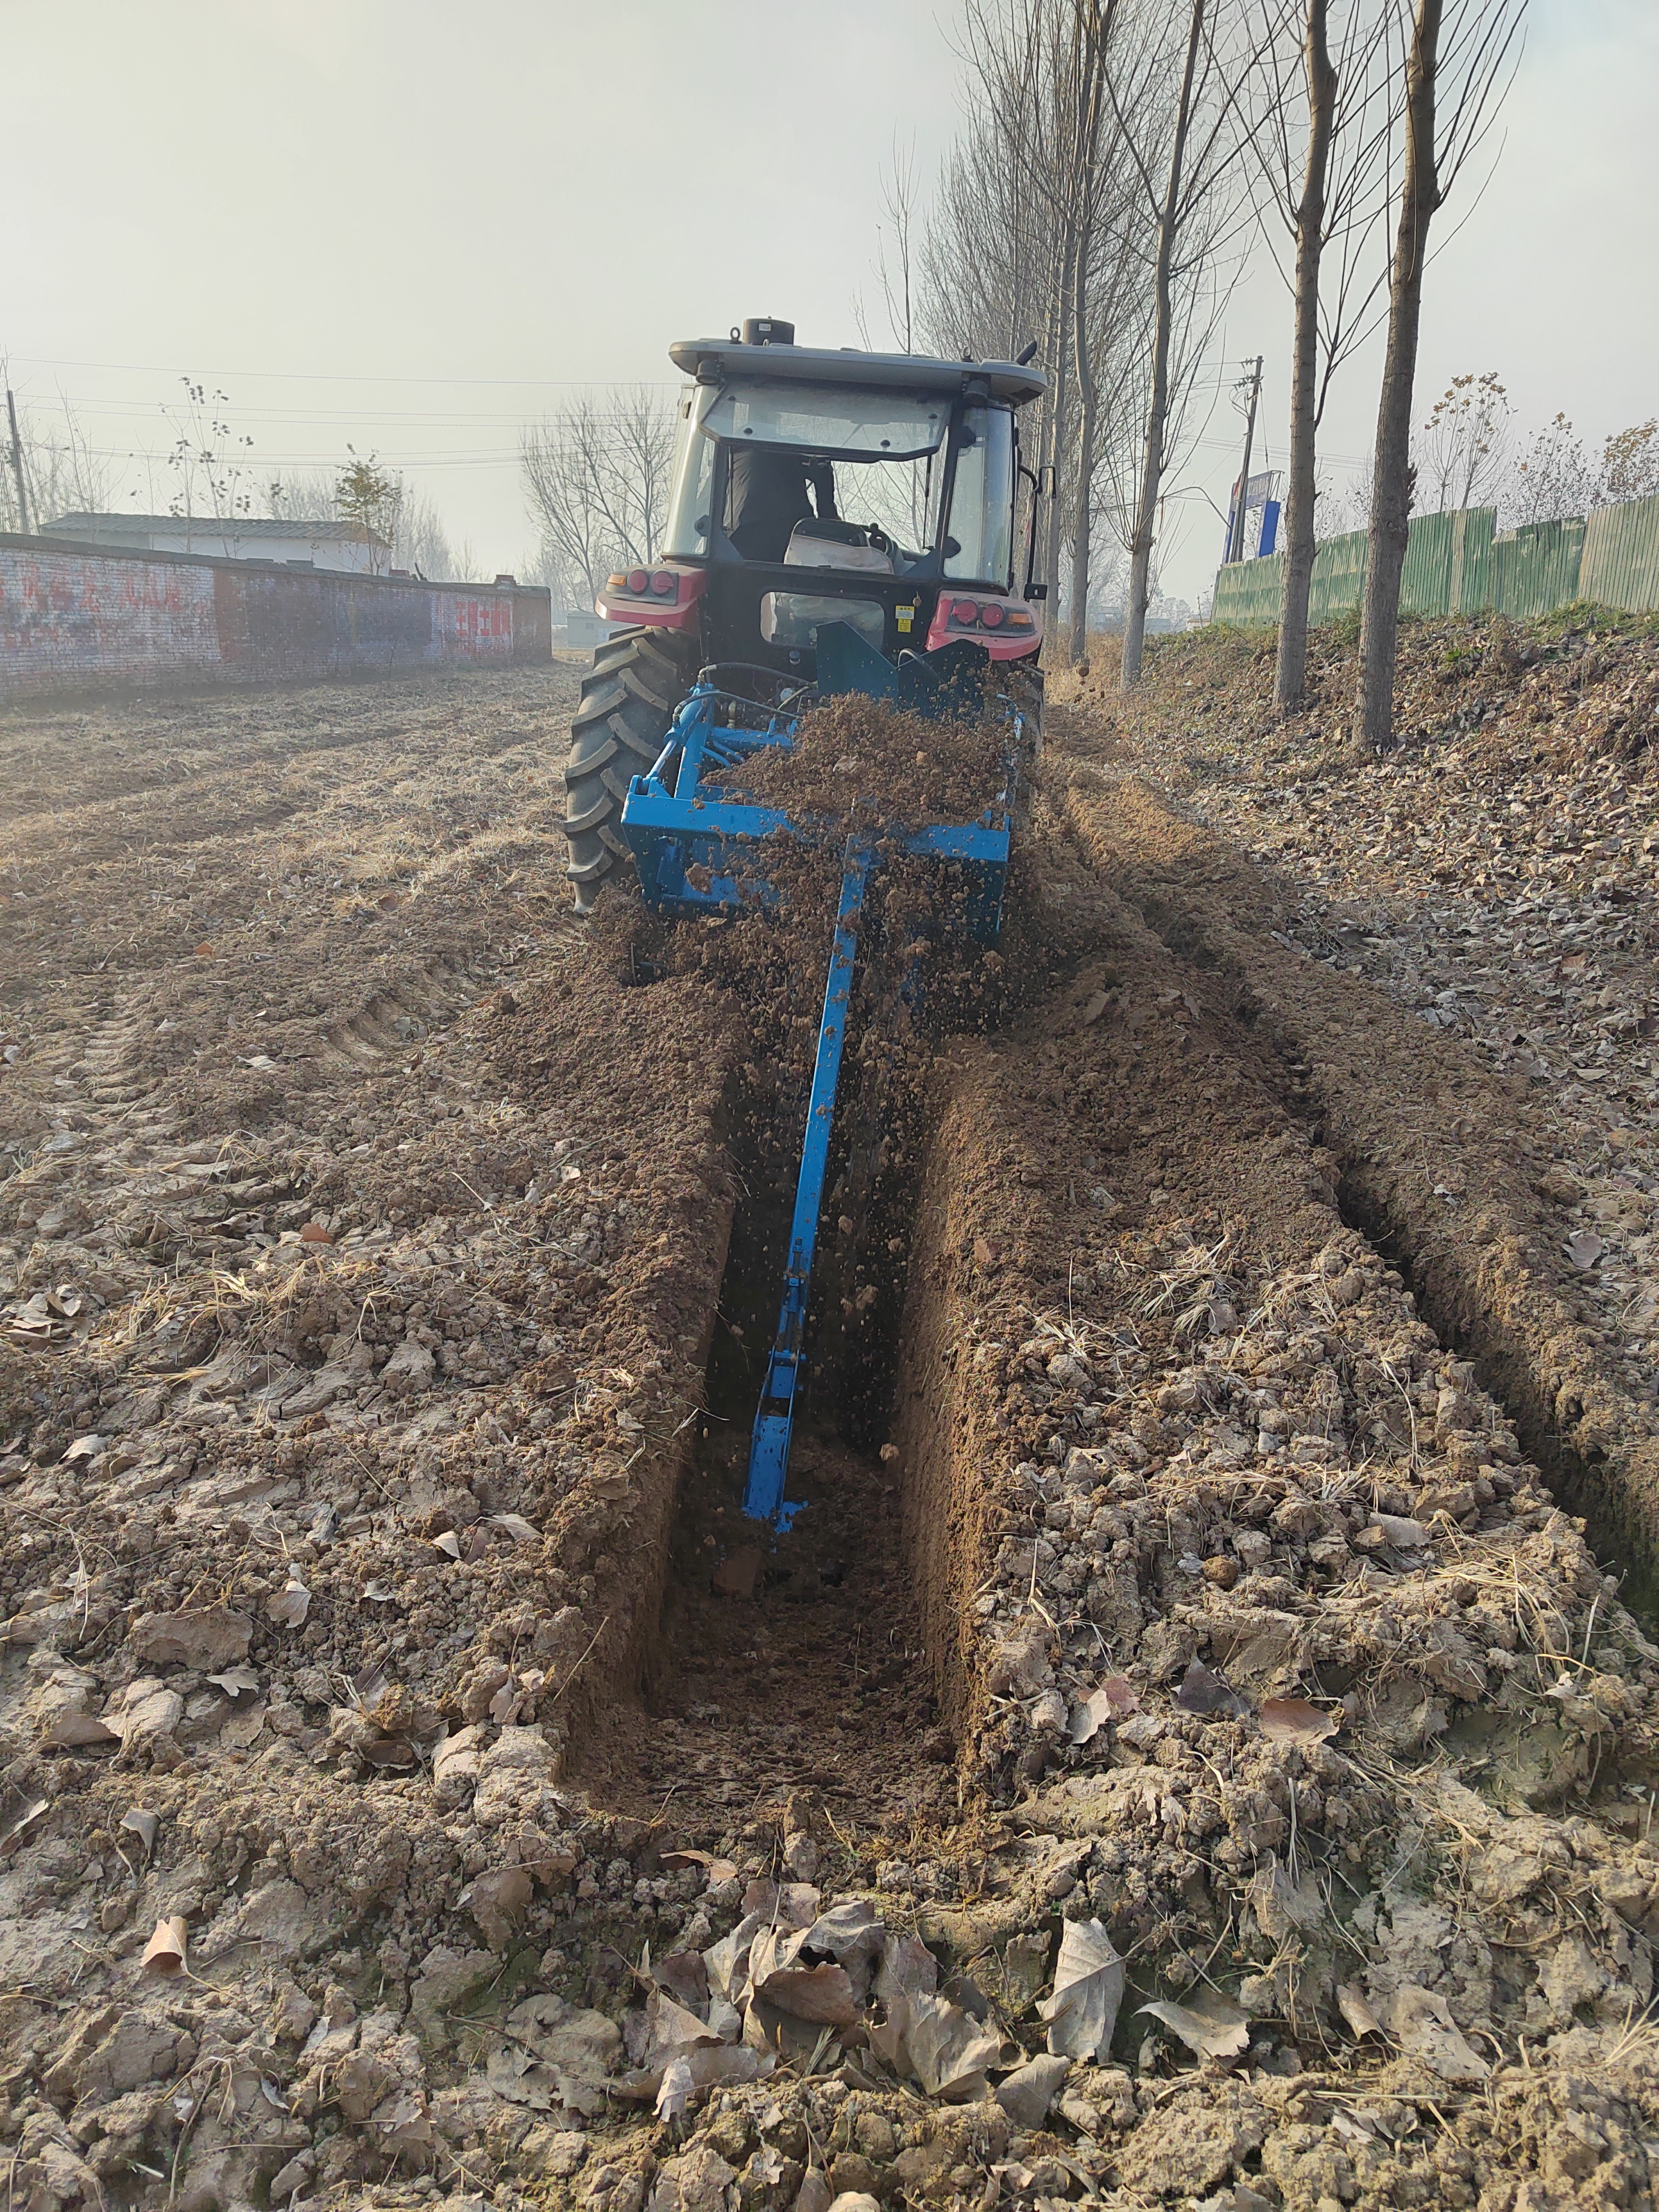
top-left (667, 337), bottom-right (1048, 409)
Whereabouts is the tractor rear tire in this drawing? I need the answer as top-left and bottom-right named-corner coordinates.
top-left (561, 626), bottom-right (701, 910)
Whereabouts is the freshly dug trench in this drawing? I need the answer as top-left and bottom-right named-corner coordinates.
top-left (571, 1423), bottom-right (946, 1831)
top-left (1056, 764), bottom-right (1659, 1606)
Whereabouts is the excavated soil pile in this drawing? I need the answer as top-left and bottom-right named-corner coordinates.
top-left (1069, 611), bottom-right (1659, 1586)
top-left (731, 693), bottom-right (1008, 835)
top-left (1, 654), bottom-right (1658, 2212)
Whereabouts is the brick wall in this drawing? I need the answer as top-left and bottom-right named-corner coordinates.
top-left (0, 535), bottom-right (551, 706)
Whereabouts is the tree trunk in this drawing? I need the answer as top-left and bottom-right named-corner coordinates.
top-left (1068, 12), bottom-right (1108, 667)
top-left (1355, 0), bottom-right (1442, 750)
top-left (1043, 217), bottom-right (1078, 609)
top-left (1069, 344), bottom-right (1099, 666)
top-left (1274, 0), bottom-right (1335, 710)
top-left (1122, 0), bottom-right (1204, 691)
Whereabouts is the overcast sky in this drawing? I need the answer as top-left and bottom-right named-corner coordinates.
top-left (6, 0), bottom-right (1654, 606)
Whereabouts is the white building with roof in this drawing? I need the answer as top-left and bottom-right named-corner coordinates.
top-left (42, 512), bottom-right (392, 574)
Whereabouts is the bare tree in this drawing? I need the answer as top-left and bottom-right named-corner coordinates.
top-left (520, 389), bottom-right (675, 610)
top-left (1254, 0), bottom-right (1403, 707)
top-left (1065, 3), bottom-right (1120, 665)
top-left (921, 1), bottom-right (1156, 657)
top-left (398, 492), bottom-right (471, 581)
top-left (1354, 0), bottom-right (1525, 751)
top-left (1115, 0), bottom-right (1263, 689)
top-left (0, 369), bottom-right (116, 533)
top-left (854, 141), bottom-right (924, 356)
top-left (1600, 419), bottom-right (1659, 506)
top-left (1416, 369), bottom-right (1511, 511)
top-left (265, 467), bottom-right (339, 520)
top-left (160, 378), bottom-right (257, 551)
top-left (1498, 411), bottom-right (1659, 526)
top-left (1500, 413), bottom-right (1596, 526)
top-left (924, 2), bottom-right (1086, 612)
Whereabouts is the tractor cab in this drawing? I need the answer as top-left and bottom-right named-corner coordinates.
top-left (562, 319), bottom-right (1047, 907)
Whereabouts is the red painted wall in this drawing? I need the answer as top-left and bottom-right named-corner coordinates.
top-left (0, 535), bottom-right (551, 705)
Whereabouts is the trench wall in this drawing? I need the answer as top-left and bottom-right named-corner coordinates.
top-left (0, 532), bottom-right (551, 705)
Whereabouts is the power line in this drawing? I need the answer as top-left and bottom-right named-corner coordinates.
top-left (7, 352), bottom-right (680, 389)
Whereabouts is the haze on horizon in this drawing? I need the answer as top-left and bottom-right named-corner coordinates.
top-left (6, 0), bottom-right (1656, 607)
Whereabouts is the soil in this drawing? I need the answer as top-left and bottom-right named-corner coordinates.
top-left (731, 694), bottom-right (1008, 833)
top-left (1, 636), bottom-right (1657, 2212)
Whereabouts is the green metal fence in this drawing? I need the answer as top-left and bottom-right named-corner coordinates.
top-left (1211, 491), bottom-right (1659, 629)
top-left (1580, 494), bottom-right (1659, 612)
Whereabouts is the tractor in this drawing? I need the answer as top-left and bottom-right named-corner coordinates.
top-left (560, 317), bottom-right (1048, 908)
top-left (559, 319), bottom-right (1049, 1529)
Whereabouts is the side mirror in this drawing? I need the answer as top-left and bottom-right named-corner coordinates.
top-left (1028, 582), bottom-right (1048, 601)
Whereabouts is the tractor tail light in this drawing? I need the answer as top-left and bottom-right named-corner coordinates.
top-left (649, 569), bottom-right (677, 597)
top-left (626, 568), bottom-right (649, 594)
top-left (950, 599), bottom-right (981, 624)
top-left (979, 601), bottom-right (1005, 628)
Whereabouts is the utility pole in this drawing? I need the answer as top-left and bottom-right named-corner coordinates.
top-left (1225, 355), bottom-right (1263, 563)
top-left (6, 389), bottom-right (31, 537)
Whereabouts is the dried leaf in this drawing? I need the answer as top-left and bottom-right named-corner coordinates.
top-left (751, 1954), bottom-right (860, 2027)
top-left (142, 1915), bottom-right (189, 1976)
top-left (108, 1679), bottom-right (182, 1748)
top-left (640, 1989), bottom-right (720, 2067)
top-left (1337, 1984), bottom-right (1382, 2039)
top-left (361, 1735), bottom-right (415, 1767)
top-left (655, 2053), bottom-right (696, 2122)
top-left (1379, 1985), bottom-right (1489, 2085)
top-left (1566, 1230), bottom-right (1606, 1271)
top-left (619, 2041), bottom-right (760, 2115)
top-left (1037, 1917), bottom-right (1124, 2061)
top-left (0, 1796), bottom-right (50, 1858)
top-left (120, 1806), bottom-right (159, 1857)
top-left (1138, 1990), bottom-right (1250, 2060)
top-left (266, 1579), bottom-right (311, 1628)
top-left (206, 1665), bottom-right (260, 1700)
top-left (651, 1950), bottom-right (711, 2013)
top-left (492, 1513), bottom-right (539, 1544)
top-left (1070, 1677), bottom-right (1139, 1743)
top-left (362, 1580), bottom-right (396, 1603)
top-left (1258, 1697), bottom-right (1339, 1745)
top-left (904, 1996), bottom-right (1001, 2099)
top-left (1174, 1658), bottom-right (1251, 1718)
top-left (431, 1531), bottom-right (462, 1560)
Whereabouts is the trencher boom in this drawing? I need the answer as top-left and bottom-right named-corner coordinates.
top-left (559, 319), bottom-right (1052, 1528)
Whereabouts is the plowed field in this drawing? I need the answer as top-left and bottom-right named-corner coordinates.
top-left (1, 640), bottom-right (1656, 2212)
